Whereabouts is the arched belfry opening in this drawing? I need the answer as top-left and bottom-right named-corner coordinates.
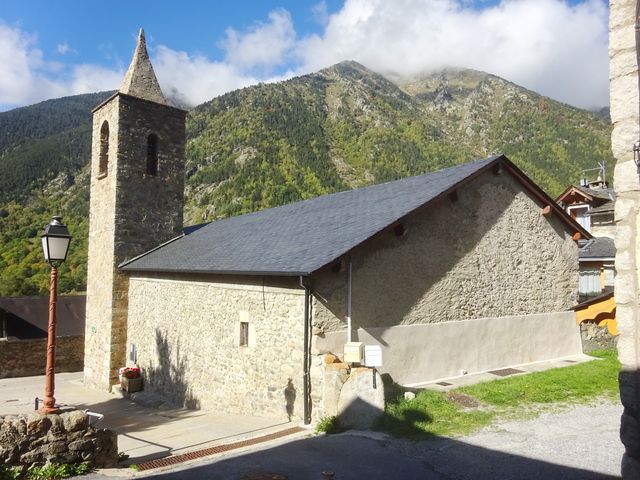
top-left (146, 133), bottom-right (158, 176)
top-left (99, 121), bottom-right (109, 176)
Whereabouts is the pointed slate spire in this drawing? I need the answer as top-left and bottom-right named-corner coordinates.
top-left (119, 28), bottom-right (167, 105)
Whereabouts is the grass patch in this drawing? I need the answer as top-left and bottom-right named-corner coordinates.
top-left (0, 463), bottom-right (94, 480)
top-left (316, 416), bottom-right (343, 434)
top-left (460, 350), bottom-right (619, 407)
top-left (376, 350), bottom-right (619, 439)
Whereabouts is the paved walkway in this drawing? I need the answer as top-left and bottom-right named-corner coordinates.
top-left (0, 372), bottom-right (292, 464)
top-left (1, 371), bottom-right (624, 479)
top-left (79, 401), bottom-right (622, 479)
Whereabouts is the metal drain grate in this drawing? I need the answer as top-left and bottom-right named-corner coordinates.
top-left (136, 426), bottom-right (304, 471)
top-left (488, 368), bottom-right (525, 377)
top-left (241, 474), bottom-right (288, 480)
top-left (436, 381), bottom-right (452, 386)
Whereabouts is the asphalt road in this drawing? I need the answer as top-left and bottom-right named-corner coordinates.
top-left (85, 401), bottom-right (623, 480)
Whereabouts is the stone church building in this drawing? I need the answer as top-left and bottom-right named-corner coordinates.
top-left (84, 30), bottom-right (587, 423)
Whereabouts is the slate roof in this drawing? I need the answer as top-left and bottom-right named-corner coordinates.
top-left (556, 185), bottom-right (616, 206)
top-left (0, 295), bottom-right (85, 338)
top-left (587, 202), bottom-right (615, 215)
top-left (573, 185), bottom-right (616, 202)
top-left (579, 237), bottom-right (616, 260)
top-left (121, 155), bottom-right (588, 276)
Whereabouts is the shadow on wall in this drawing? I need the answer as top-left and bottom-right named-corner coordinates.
top-left (284, 378), bottom-right (296, 421)
top-left (140, 329), bottom-right (200, 409)
top-left (312, 175), bottom-right (523, 335)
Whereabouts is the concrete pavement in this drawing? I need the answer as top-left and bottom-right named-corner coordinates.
top-left (79, 401), bottom-right (622, 479)
top-left (0, 372), bottom-right (292, 464)
top-left (1, 371), bottom-right (623, 479)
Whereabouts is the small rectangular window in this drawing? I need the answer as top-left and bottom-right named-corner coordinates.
top-left (240, 322), bottom-right (249, 347)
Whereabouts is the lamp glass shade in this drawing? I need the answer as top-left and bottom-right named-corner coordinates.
top-left (41, 216), bottom-right (72, 263)
top-left (42, 235), bottom-right (71, 262)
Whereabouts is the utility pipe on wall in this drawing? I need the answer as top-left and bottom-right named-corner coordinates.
top-left (347, 257), bottom-right (352, 343)
top-left (299, 276), bottom-right (311, 425)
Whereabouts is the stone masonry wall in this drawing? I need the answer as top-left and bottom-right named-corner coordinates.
top-left (84, 97), bottom-right (119, 391)
top-left (0, 336), bottom-right (84, 379)
top-left (609, 1), bottom-right (640, 477)
top-left (310, 170), bottom-right (578, 333)
top-left (126, 274), bottom-right (306, 421)
top-left (84, 93), bottom-right (185, 391)
top-left (0, 410), bottom-right (117, 468)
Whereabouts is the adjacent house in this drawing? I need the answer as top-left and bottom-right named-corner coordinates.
top-left (577, 237), bottom-right (616, 300)
top-left (0, 295), bottom-right (85, 378)
top-left (556, 175), bottom-right (618, 344)
top-left (556, 176), bottom-right (616, 239)
top-left (84, 30), bottom-right (589, 423)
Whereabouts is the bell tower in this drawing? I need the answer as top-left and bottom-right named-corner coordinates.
top-left (84, 29), bottom-right (186, 390)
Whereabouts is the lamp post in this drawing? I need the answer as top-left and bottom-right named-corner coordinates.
top-left (39, 216), bottom-right (72, 414)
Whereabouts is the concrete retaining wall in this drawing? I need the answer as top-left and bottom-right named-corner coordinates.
top-left (0, 336), bottom-right (84, 379)
top-left (315, 311), bottom-right (582, 385)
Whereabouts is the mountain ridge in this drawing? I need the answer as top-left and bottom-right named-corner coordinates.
top-left (0, 61), bottom-right (614, 296)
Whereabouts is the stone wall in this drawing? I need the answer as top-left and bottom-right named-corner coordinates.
top-left (84, 96), bottom-right (119, 391)
top-left (609, 1), bottom-right (640, 476)
top-left (0, 336), bottom-right (84, 379)
top-left (126, 273), bottom-right (306, 420)
top-left (310, 170), bottom-right (578, 333)
top-left (0, 410), bottom-right (117, 468)
top-left (84, 91), bottom-right (186, 391)
top-left (580, 322), bottom-right (618, 353)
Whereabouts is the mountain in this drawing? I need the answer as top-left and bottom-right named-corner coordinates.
top-left (0, 62), bottom-right (614, 296)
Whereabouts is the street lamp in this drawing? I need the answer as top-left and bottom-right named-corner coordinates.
top-left (39, 216), bottom-right (72, 414)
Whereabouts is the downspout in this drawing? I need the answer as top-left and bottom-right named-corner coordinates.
top-left (299, 275), bottom-right (311, 425)
top-left (347, 257), bottom-right (352, 343)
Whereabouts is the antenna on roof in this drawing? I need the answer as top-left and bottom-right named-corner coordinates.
top-left (582, 161), bottom-right (607, 189)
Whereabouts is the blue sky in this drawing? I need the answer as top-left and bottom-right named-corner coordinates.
top-left (0, 0), bottom-right (609, 111)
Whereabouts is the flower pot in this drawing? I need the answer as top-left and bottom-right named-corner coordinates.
top-left (121, 376), bottom-right (143, 393)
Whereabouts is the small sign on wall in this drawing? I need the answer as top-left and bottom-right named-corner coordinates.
top-left (344, 342), bottom-right (364, 363)
top-left (364, 345), bottom-right (382, 367)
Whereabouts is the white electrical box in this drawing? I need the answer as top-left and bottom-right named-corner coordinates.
top-left (364, 345), bottom-right (383, 367)
top-left (344, 342), bottom-right (364, 363)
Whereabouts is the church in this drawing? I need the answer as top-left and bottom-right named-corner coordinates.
top-left (83, 30), bottom-right (586, 423)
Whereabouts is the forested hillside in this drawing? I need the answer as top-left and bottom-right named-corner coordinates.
top-left (0, 62), bottom-right (613, 296)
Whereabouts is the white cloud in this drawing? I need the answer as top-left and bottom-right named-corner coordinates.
top-left (67, 64), bottom-right (123, 95)
top-left (57, 42), bottom-right (73, 55)
top-left (0, 22), bottom-right (123, 108)
top-left (311, 1), bottom-right (330, 26)
top-left (219, 9), bottom-right (296, 72)
top-left (295, 0), bottom-right (609, 108)
top-left (153, 46), bottom-right (258, 106)
top-left (0, 2), bottom-right (610, 110)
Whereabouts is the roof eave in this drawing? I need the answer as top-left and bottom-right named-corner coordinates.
top-left (122, 266), bottom-right (311, 277)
